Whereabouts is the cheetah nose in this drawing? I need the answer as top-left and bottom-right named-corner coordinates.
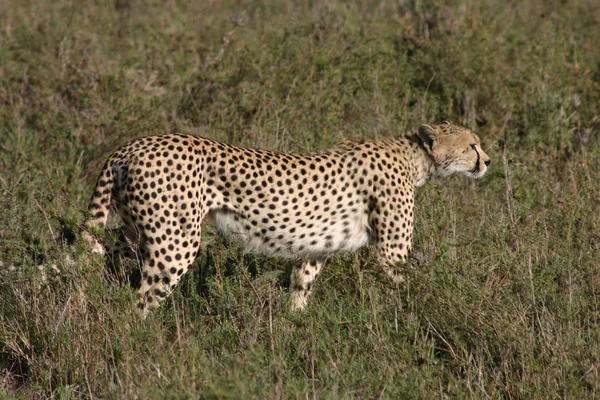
top-left (484, 159), bottom-right (491, 166)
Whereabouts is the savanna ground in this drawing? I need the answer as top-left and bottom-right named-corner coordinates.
top-left (1, 0), bottom-right (600, 398)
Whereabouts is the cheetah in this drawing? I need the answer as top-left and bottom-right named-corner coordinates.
top-left (82, 121), bottom-right (491, 315)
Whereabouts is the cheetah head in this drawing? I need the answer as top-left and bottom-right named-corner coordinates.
top-left (418, 121), bottom-right (491, 180)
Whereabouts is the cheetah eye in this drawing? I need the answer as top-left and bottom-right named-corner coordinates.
top-left (470, 144), bottom-right (477, 150)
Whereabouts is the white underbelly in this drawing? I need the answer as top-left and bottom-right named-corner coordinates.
top-left (208, 208), bottom-right (371, 258)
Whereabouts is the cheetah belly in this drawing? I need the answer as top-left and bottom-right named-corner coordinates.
top-left (209, 208), bottom-right (371, 258)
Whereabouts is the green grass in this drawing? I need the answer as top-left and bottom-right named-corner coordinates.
top-left (1, 0), bottom-right (600, 398)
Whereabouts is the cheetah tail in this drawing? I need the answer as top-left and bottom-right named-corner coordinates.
top-left (81, 161), bottom-right (114, 255)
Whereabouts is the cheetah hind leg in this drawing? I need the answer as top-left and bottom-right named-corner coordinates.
top-left (104, 225), bottom-right (143, 260)
top-left (82, 225), bottom-right (140, 258)
top-left (289, 258), bottom-right (325, 311)
top-left (82, 230), bottom-right (106, 256)
top-left (136, 236), bottom-right (199, 317)
top-left (104, 226), bottom-right (144, 284)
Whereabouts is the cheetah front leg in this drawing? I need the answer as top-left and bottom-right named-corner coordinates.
top-left (369, 192), bottom-right (414, 285)
top-left (289, 258), bottom-right (325, 311)
top-left (378, 253), bottom-right (409, 285)
top-left (374, 234), bottom-right (413, 285)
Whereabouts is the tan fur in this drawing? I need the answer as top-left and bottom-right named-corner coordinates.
top-left (82, 122), bottom-right (490, 314)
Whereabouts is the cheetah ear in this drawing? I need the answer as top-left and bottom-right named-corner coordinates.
top-left (418, 124), bottom-right (439, 150)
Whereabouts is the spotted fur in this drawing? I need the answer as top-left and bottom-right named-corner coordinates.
top-left (82, 121), bottom-right (491, 315)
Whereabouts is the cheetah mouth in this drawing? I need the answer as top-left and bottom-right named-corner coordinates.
top-left (469, 168), bottom-right (486, 179)
top-left (469, 146), bottom-right (483, 177)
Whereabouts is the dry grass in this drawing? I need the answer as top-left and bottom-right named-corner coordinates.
top-left (1, 0), bottom-right (600, 398)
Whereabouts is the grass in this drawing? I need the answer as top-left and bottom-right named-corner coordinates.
top-left (1, 0), bottom-right (600, 398)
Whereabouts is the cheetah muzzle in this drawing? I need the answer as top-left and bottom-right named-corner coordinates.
top-left (81, 122), bottom-right (491, 315)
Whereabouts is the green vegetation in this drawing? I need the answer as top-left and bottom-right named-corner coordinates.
top-left (1, 0), bottom-right (599, 397)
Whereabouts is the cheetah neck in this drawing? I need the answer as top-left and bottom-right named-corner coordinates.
top-left (405, 134), bottom-right (436, 187)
